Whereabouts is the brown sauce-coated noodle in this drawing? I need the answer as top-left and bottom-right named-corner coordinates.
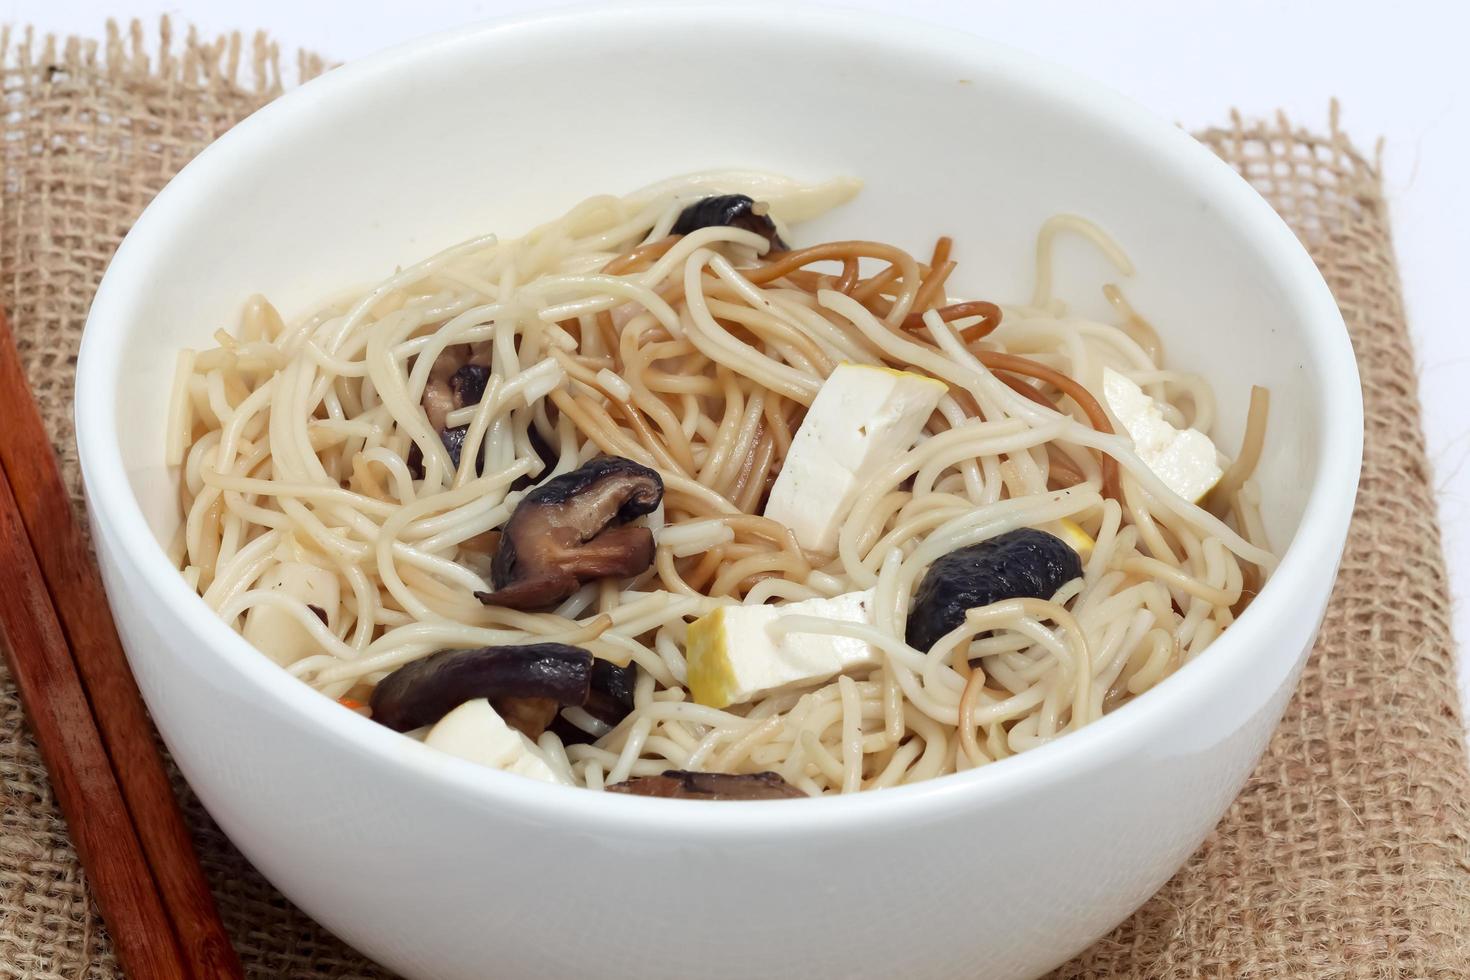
top-left (974, 350), bottom-right (1121, 500)
top-left (908, 261), bottom-right (957, 320)
top-left (1206, 385), bottom-right (1270, 518)
top-left (901, 300), bottom-right (1002, 341)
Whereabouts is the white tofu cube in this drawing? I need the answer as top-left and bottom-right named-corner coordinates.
top-left (1102, 367), bottom-right (1222, 503)
top-left (764, 364), bottom-right (946, 553)
top-left (686, 589), bottom-right (879, 708)
top-left (424, 699), bottom-right (569, 785)
top-left (242, 561), bottom-right (339, 667)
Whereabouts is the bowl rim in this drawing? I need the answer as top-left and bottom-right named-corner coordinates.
top-left (75, 1), bottom-right (1362, 834)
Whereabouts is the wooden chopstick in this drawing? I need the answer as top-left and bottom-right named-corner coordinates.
top-left (0, 310), bottom-right (243, 978)
top-left (0, 469), bottom-right (190, 978)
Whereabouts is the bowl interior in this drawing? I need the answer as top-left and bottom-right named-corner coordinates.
top-left (94, 6), bottom-right (1339, 715)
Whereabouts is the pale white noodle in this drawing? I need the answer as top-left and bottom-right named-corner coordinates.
top-left (172, 172), bottom-right (1272, 795)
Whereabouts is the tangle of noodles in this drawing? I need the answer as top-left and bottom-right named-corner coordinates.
top-left (169, 172), bottom-right (1275, 795)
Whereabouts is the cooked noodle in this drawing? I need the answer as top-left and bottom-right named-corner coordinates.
top-left (169, 173), bottom-right (1274, 794)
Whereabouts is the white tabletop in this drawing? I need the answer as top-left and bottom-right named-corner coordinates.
top-left (13, 0), bottom-right (1469, 711)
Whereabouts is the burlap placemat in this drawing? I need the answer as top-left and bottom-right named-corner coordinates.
top-left (0, 20), bottom-right (1465, 980)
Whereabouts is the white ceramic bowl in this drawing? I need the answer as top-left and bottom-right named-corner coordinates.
top-left (75, 7), bottom-right (1361, 979)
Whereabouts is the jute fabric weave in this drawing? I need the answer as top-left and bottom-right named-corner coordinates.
top-left (0, 23), bottom-right (1463, 979)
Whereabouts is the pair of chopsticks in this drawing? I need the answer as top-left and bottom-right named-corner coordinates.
top-left (0, 310), bottom-right (243, 979)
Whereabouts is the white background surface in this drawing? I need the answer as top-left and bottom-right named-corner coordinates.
top-left (12, 1), bottom-right (1470, 705)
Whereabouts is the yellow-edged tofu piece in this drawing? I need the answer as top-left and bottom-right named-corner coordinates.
top-left (687, 589), bottom-right (878, 709)
top-left (1054, 518), bottom-right (1095, 559)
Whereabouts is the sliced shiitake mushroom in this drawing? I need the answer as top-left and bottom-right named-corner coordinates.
top-left (438, 426), bottom-right (469, 470)
top-left (412, 349), bottom-right (493, 475)
top-left (606, 770), bottom-right (805, 800)
top-left (436, 364), bottom-right (496, 470)
top-left (494, 696), bottom-right (561, 740)
top-left (585, 659), bottom-right (636, 726)
top-left (551, 658), bottom-right (638, 746)
top-left (421, 347), bottom-right (467, 431)
top-left (476, 456), bottom-right (663, 611)
top-left (671, 194), bottom-right (787, 251)
top-left (905, 528), bottom-right (1083, 652)
top-left (450, 362), bottom-right (490, 409)
top-left (368, 643), bottom-right (593, 733)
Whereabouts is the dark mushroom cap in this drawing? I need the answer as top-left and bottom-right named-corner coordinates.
top-left (439, 425), bottom-right (469, 469)
top-left (450, 362), bottom-right (491, 408)
top-left (415, 349), bottom-right (493, 476)
top-left (905, 528), bottom-right (1083, 652)
top-left (550, 658), bottom-right (639, 746)
top-left (671, 194), bottom-right (788, 251)
top-left (606, 770), bottom-right (805, 800)
top-left (584, 659), bottom-right (637, 726)
top-left (477, 456), bottom-right (663, 611)
top-left (369, 643), bottom-right (593, 733)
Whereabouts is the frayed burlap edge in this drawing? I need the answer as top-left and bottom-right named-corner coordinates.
top-left (0, 17), bottom-right (328, 98)
top-left (0, 19), bottom-right (1465, 980)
